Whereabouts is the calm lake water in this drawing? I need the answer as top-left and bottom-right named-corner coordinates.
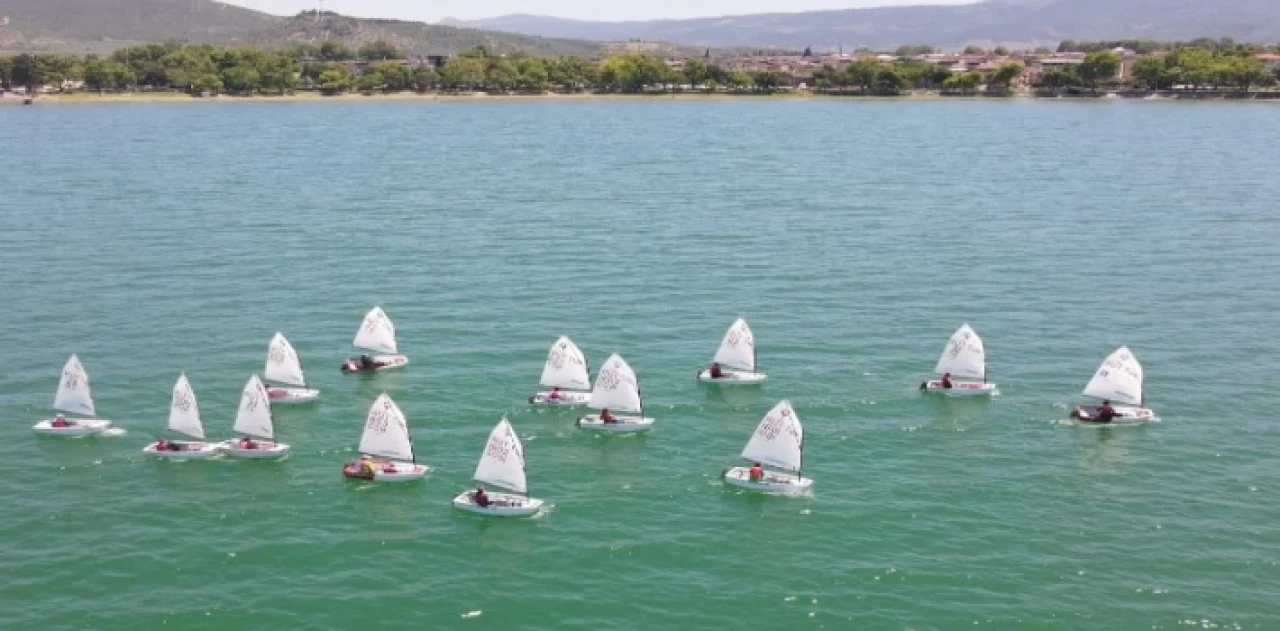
top-left (1, 99), bottom-right (1278, 629)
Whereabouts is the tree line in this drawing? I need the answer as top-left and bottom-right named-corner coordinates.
top-left (1032, 49), bottom-right (1276, 93)
top-left (812, 59), bottom-right (1026, 95)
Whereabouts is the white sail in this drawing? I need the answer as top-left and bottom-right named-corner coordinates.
top-left (352, 306), bottom-right (398, 354)
top-left (264, 332), bottom-right (307, 387)
top-left (358, 393), bottom-right (415, 462)
top-left (233, 375), bottom-right (275, 439)
top-left (472, 418), bottom-right (527, 494)
top-left (712, 318), bottom-right (756, 372)
top-left (168, 373), bottom-right (205, 440)
top-left (587, 354), bottom-right (643, 414)
top-left (741, 400), bottom-right (804, 473)
top-left (1082, 346), bottom-right (1145, 406)
top-left (539, 336), bottom-right (590, 390)
top-left (934, 323), bottom-right (986, 380)
top-left (53, 354), bottom-right (95, 417)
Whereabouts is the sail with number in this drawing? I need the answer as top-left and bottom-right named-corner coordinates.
top-left (588, 354), bottom-right (643, 414)
top-left (358, 394), bottom-right (415, 462)
top-left (472, 418), bottom-right (527, 494)
top-left (168, 374), bottom-right (206, 439)
top-left (934, 324), bottom-right (986, 380)
top-left (265, 333), bottom-right (307, 387)
top-left (713, 318), bottom-right (756, 372)
top-left (233, 375), bottom-right (275, 439)
top-left (1082, 346), bottom-right (1144, 406)
top-left (741, 400), bottom-right (804, 473)
top-left (539, 336), bottom-right (590, 390)
top-left (353, 306), bottom-right (398, 354)
top-left (54, 354), bottom-right (95, 417)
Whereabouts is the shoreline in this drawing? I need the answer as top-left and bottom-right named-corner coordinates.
top-left (4, 90), bottom-right (1278, 105)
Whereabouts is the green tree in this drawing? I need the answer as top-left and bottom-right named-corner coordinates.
top-left (872, 68), bottom-right (905, 94)
top-left (368, 61), bottom-right (411, 91)
top-left (1225, 55), bottom-right (1270, 91)
top-left (1037, 68), bottom-right (1077, 90)
top-left (9, 54), bottom-right (35, 89)
top-left (220, 64), bottom-right (261, 93)
top-left (987, 61), bottom-right (1025, 88)
top-left (191, 73), bottom-right (223, 95)
top-left (894, 45), bottom-right (937, 57)
top-left (943, 71), bottom-right (982, 94)
top-left (290, 43), bottom-right (321, 60)
top-left (727, 71), bottom-right (754, 91)
top-left (162, 47), bottom-right (218, 89)
top-left (751, 71), bottom-right (786, 92)
top-left (1166, 48), bottom-right (1215, 89)
top-left (112, 43), bottom-right (177, 87)
top-left (0, 56), bottom-right (13, 88)
top-left (962, 45), bottom-right (987, 55)
top-left (357, 71), bottom-right (384, 92)
top-left (845, 59), bottom-right (879, 91)
top-left (358, 41), bottom-right (403, 61)
top-left (256, 51), bottom-right (299, 93)
top-left (993, 45), bottom-right (1010, 56)
top-left (317, 67), bottom-right (353, 93)
top-left (515, 57), bottom-right (549, 91)
top-left (82, 58), bottom-right (136, 91)
top-left (1077, 50), bottom-right (1120, 91)
top-left (486, 58), bottom-right (520, 90)
top-left (410, 66), bottom-right (438, 91)
top-left (682, 58), bottom-right (709, 88)
top-left (319, 41), bottom-right (355, 61)
top-left (548, 56), bottom-right (598, 91)
top-left (31, 54), bottom-right (84, 91)
top-left (439, 57), bottom-right (486, 90)
top-left (1131, 55), bottom-right (1167, 90)
top-left (812, 64), bottom-right (844, 89)
top-left (599, 55), bottom-right (674, 93)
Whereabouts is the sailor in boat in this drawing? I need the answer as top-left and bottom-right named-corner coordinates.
top-left (51, 414), bottom-right (72, 428)
top-left (1071, 400), bottom-right (1116, 423)
top-left (940, 373), bottom-right (953, 389)
top-left (599, 408), bottom-right (617, 424)
top-left (473, 486), bottom-right (491, 508)
top-left (237, 436), bottom-right (258, 450)
top-left (708, 363), bottom-right (724, 379)
top-left (548, 387), bottom-right (563, 401)
top-left (749, 462), bottom-right (764, 482)
top-left (155, 438), bottom-right (181, 452)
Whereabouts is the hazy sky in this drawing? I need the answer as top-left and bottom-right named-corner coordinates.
top-left (221, 0), bottom-right (972, 22)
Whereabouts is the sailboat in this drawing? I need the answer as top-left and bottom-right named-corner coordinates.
top-left (342, 393), bottom-right (429, 481)
top-left (723, 400), bottom-right (813, 494)
top-left (264, 333), bottom-right (320, 404)
top-left (222, 375), bottom-right (291, 459)
top-left (577, 354), bottom-right (655, 433)
top-left (697, 318), bottom-right (767, 384)
top-left (529, 336), bottom-right (592, 406)
top-left (342, 306), bottom-right (408, 373)
top-left (32, 355), bottom-right (114, 436)
top-left (1069, 346), bottom-right (1157, 425)
top-left (143, 374), bottom-right (222, 459)
top-left (920, 324), bottom-right (998, 395)
top-left (452, 418), bottom-right (544, 517)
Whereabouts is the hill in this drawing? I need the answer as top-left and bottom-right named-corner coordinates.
top-left (0, 0), bottom-right (608, 56)
top-left (441, 0), bottom-right (1280, 50)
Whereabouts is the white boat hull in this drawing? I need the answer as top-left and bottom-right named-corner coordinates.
top-left (143, 441), bottom-right (222, 459)
top-left (697, 369), bottom-right (767, 385)
top-left (528, 391), bottom-right (592, 406)
top-left (32, 419), bottom-right (113, 436)
top-left (723, 467), bottom-right (813, 494)
top-left (577, 415), bottom-right (655, 433)
top-left (222, 441), bottom-right (291, 459)
top-left (921, 380), bottom-right (999, 396)
top-left (267, 387), bottom-right (321, 404)
top-left (452, 491), bottom-right (544, 517)
top-left (342, 355), bottom-right (408, 373)
top-left (342, 460), bottom-right (429, 481)
top-left (1069, 404), bottom-right (1157, 426)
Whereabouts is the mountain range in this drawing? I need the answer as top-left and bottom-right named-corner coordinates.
top-left (441, 0), bottom-right (1280, 50)
top-left (0, 0), bottom-right (613, 55)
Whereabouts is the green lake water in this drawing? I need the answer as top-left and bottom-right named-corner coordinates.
top-left (1, 99), bottom-right (1278, 629)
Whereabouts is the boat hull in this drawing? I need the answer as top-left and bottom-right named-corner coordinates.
top-left (32, 419), bottom-right (113, 436)
top-left (697, 369), bottom-right (767, 385)
top-left (222, 442), bottom-right (291, 459)
top-left (723, 467), bottom-right (813, 494)
top-left (452, 491), bottom-right (544, 517)
top-left (921, 380), bottom-right (998, 396)
top-left (342, 460), bottom-right (429, 482)
top-left (1069, 404), bottom-right (1157, 426)
top-left (342, 355), bottom-right (409, 373)
top-left (528, 391), bottom-right (592, 406)
top-left (143, 441), bottom-right (222, 459)
top-left (577, 415), bottom-right (655, 433)
top-left (267, 387), bottom-right (320, 404)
